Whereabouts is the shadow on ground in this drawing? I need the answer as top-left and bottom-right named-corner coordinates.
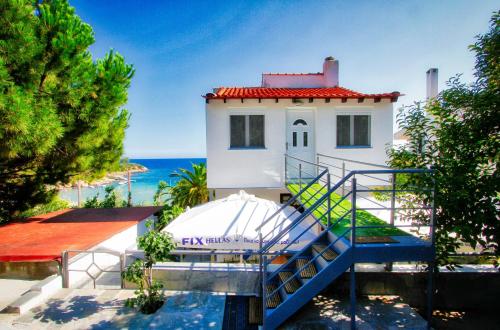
top-left (32, 295), bottom-right (126, 325)
top-left (281, 294), bottom-right (427, 329)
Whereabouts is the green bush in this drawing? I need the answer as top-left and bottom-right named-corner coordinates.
top-left (83, 186), bottom-right (127, 208)
top-left (17, 196), bottom-right (70, 219)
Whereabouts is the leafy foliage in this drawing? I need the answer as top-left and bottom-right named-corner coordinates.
top-left (168, 163), bottom-right (208, 208)
top-left (0, 0), bottom-right (134, 222)
top-left (122, 221), bottom-right (176, 314)
top-left (83, 186), bottom-right (127, 208)
top-left (153, 180), bottom-right (169, 206)
top-left (387, 12), bottom-right (500, 267)
top-left (18, 196), bottom-right (70, 218)
top-left (156, 203), bottom-right (184, 230)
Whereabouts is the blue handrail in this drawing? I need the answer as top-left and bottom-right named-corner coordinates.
top-left (255, 168), bottom-right (329, 232)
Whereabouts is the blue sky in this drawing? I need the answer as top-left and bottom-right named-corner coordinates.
top-left (71, 0), bottom-right (498, 158)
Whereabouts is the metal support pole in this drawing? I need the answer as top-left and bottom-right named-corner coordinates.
top-left (262, 255), bottom-right (268, 330)
top-left (120, 253), bottom-right (125, 289)
top-left (327, 174), bottom-right (331, 228)
top-left (386, 173), bottom-right (397, 272)
top-left (350, 264), bottom-right (356, 330)
top-left (341, 162), bottom-right (346, 195)
top-left (351, 178), bottom-right (357, 246)
top-left (389, 173), bottom-right (396, 225)
top-left (127, 170), bottom-right (132, 207)
top-left (259, 232), bottom-right (263, 288)
top-left (350, 179), bottom-right (357, 329)
top-left (62, 251), bottom-right (69, 288)
top-left (426, 262), bottom-right (434, 329)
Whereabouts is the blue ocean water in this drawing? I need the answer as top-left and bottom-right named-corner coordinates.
top-left (59, 158), bottom-right (206, 206)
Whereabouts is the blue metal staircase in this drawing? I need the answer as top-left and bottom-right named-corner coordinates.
top-left (255, 155), bottom-right (436, 329)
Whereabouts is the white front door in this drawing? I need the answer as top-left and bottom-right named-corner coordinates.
top-left (286, 110), bottom-right (315, 180)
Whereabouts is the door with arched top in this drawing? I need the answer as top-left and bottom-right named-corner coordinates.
top-left (286, 110), bottom-right (315, 179)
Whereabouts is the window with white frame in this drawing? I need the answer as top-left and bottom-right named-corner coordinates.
top-left (336, 114), bottom-right (371, 147)
top-left (230, 115), bottom-right (265, 148)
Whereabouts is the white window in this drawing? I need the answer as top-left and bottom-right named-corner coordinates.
top-left (230, 115), bottom-right (265, 148)
top-left (337, 115), bottom-right (371, 147)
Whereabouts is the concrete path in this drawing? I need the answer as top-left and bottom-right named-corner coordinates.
top-left (0, 289), bottom-right (226, 329)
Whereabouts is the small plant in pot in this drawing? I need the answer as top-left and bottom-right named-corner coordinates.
top-left (122, 220), bottom-right (176, 314)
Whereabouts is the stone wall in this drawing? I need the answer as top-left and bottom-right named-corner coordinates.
top-left (136, 263), bottom-right (499, 312)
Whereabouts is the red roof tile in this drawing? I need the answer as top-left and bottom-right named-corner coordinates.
top-left (204, 87), bottom-right (400, 100)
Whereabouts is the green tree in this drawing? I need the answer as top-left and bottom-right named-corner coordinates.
top-left (83, 186), bottom-right (127, 208)
top-left (122, 221), bottom-right (176, 314)
top-left (388, 12), bottom-right (499, 267)
top-left (0, 0), bottom-right (134, 222)
top-left (168, 163), bottom-right (208, 208)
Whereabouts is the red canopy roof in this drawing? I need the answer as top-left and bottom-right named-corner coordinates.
top-left (204, 87), bottom-right (400, 101)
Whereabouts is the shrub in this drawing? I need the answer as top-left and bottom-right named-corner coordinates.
top-left (83, 186), bottom-right (128, 208)
top-left (122, 221), bottom-right (176, 314)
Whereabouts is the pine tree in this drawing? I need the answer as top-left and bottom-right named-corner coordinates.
top-left (0, 0), bottom-right (134, 221)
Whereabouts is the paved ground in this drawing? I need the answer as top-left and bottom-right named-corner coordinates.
top-left (0, 289), bottom-right (226, 329)
top-left (281, 295), bottom-right (428, 330)
top-left (0, 279), bottom-right (38, 312)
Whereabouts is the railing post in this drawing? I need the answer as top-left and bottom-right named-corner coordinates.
top-left (341, 161), bottom-right (346, 195)
top-left (262, 255), bottom-right (268, 330)
top-left (92, 251), bottom-right (96, 289)
top-left (351, 177), bottom-right (357, 247)
top-left (350, 178), bottom-right (357, 330)
top-left (327, 174), bottom-right (331, 228)
top-left (430, 176), bottom-right (437, 246)
top-left (350, 263), bottom-right (356, 330)
top-left (389, 173), bottom-right (396, 226)
top-left (62, 251), bottom-right (69, 288)
top-left (299, 163), bottom-right (302, 194)
top-left (386, 172), bottom-right (397, 272)
top-left (120, 253), bottom-right (125, 289)
top-left (259, 232), bottom-right (263, 290)
top-left (426, 261), bottom-right (434, 330)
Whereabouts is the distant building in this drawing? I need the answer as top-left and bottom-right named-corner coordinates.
top-left (204, 57), bottom-right (400, 201)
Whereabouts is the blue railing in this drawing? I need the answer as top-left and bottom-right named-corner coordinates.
top-left (257, 153), bottom-right (436, 329)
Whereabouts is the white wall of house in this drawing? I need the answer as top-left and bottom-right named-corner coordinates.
top-left (206, 97), bottom-right (393, 192)
top-left (206, 99), bottom-right (286, 189)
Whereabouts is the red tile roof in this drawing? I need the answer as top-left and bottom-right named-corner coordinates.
top-left (0, 207), bottom-right (161, 262)
top-left (204, 87), bottom-right (400, 101)
top-left (262, 72), bottom-right (322, 75)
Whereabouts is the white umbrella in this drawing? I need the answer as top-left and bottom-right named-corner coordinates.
top-left (163, 191), bottom-right (317, 251)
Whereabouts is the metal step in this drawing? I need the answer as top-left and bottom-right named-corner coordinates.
top-left (296, 258), bottom-right (317, 279)
top-left (312, 244), bottom-right (339, 261)
top-left (265, 283), bottom-right (282, 309)
top-left (278, 271), bottom-right (301, 294)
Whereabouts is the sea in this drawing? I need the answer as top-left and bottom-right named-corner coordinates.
top-left (59, 158), bottom-right (206, 206)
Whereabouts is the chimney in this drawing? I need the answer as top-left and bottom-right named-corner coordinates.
top-left (323, 56), bottom-right (339, 87)
top-left (426, 68), bottom-right (438, 99)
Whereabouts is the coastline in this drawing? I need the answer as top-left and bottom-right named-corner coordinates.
top-left (57, 164), bottom-right (148, 190)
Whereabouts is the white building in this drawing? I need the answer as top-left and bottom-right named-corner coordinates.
top-left (204, 57), bottom-right (400, 202)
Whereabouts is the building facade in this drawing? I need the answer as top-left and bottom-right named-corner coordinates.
top-left (204, 57), bottom-right (400, 202)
